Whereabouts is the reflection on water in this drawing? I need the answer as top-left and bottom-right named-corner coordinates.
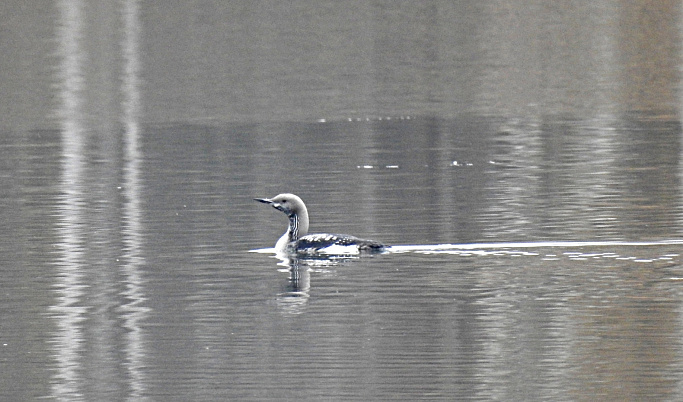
top-left (276, 262), bottom-right (311, 316)
top-left (119, 0), bottom-right (148, 400)
top-left (33, 110), bottom-right (683, 400)
top-left (248, 240), bottom-right (683, 400)
top-left (51, 1), bottom-right (88, 398)
top-left (50, 1), bottom-right (148, 400)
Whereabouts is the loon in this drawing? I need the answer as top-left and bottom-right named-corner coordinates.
top-left (254, 193), bottom-right (385, 256)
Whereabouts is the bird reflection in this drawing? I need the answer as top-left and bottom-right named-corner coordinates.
top-left (274, 256), bottom-right (311, 315)
top-left (273, 254), bottom-right (356, 315)
top-left (250, 246), bottom-right (361, 315)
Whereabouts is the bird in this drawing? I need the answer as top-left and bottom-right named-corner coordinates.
top-left (254, 193), bottom-right (386, 256)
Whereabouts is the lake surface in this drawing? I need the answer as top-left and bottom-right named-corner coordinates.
top-left (2, 1), bottom-right (683, 400)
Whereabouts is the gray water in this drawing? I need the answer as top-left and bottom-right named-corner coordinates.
top-left (2, 1), bottom-right (683, 401)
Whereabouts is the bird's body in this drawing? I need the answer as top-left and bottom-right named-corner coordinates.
top-left (254, 193), bottom-right (385, 256)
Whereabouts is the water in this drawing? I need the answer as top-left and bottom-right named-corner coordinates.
top-left (2, 1), bottom-right (683, 401)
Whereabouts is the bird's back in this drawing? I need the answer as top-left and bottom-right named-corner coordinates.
top-left (295, 233), bottom-right (386, 255)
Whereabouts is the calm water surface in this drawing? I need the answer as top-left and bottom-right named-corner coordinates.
top-left (2, 1), bottom-right (683, 401)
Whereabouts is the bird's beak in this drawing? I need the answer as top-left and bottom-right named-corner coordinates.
top-left (255, 197), bottom-right (284, 211)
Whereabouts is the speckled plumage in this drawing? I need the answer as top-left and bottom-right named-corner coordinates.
top-left (254, 193), bottom-right (385, 256)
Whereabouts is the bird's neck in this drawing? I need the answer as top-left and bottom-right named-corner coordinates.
top-left (287, 212), bottom-right (309, 242)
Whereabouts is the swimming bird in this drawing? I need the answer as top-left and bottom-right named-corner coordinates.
top-left (254, 193), bottom-right (385, 256)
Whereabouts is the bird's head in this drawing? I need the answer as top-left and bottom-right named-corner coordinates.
top-left (254, 193), bottom-right (306, 217)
